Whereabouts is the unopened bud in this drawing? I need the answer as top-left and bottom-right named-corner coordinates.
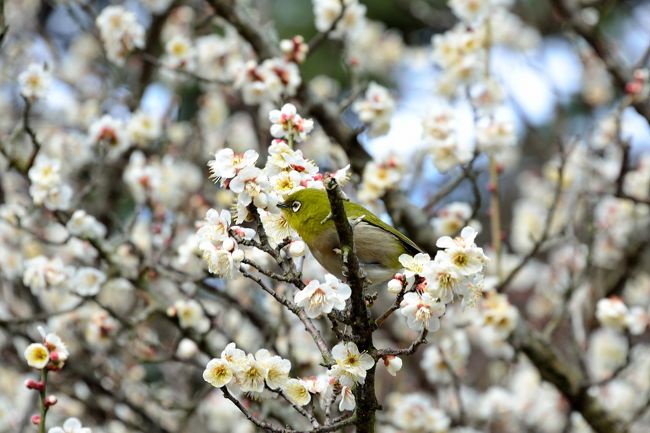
top-left (288, 240), bottom-right (305, 258)
top-left (49, 351), bottom-right (60, 362)
top-left (25, 379), bottom-right (45, 391)
top-left (44, 395), bottom-right (57, 407)
top-left (31, 415), bottom-right (41, 425)
top-left (222, 238), bottom-right (236, 252)
top-left (387, 278), bottom-right (403, 294)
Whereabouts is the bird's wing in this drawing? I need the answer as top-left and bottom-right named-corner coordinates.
top-left (346, 202), bottom-right (424, 255)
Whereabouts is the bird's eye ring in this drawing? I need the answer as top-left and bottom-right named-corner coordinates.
top-left (292, 201), bottom-right (302, 212)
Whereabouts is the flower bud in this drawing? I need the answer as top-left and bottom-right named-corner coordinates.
top-left (382, 355), bottom-right (403, 376)
top-left (44, 395), bottom-right (57, 407)
top-left (288, 240), bottom-right (305, 258)
top-left (31, 415), bottom-right (41, 425)
top-left (387, 278), bottom-right (403, 294)
top-left (49, 351), bottom-right (60, 362)
top-left (222, 238), bottom-right (236, 252)
top-left (25, 379), bottom-right (45, 391)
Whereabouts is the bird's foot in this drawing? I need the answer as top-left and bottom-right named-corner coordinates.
top-left (349, 214), bottom-right (365, 228)
top-left (320, 212), bottom-right (332, 225)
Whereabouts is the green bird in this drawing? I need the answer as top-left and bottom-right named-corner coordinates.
top-left (277, 188), bottom-right (423, 284)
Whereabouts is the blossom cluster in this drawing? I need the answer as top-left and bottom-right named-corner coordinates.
top-left (203, 343), bottom-right (312, 406)
top-left (96, 6), bottom-right (145, 65)
top-left (394, 226), bottom-right (489, 331)
top-left (24, 330), bottom-right (69, 370)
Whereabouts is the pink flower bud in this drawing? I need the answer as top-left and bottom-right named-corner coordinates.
top-left (44, 395), bottom-right (57, 407)
top-left (31, 415), bottom-right (41, 425)
top-left (25, 379), bottom-right (45, 391)
top-left (49, 351), bottom-right (60, 362)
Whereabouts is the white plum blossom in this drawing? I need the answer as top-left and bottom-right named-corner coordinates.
top-left (23, 256), bottom-right (71, 295)
top-left (24, 343), bottom-right (49, 369)
top-left (164, 35), bottom-right (196, 71)
top-left (96, 6), bottom-right (145, 65)
top-left (329, 341), bottom-right (374, 386)
top-left (203, 358), bottom-right (233, 388)
top-left (268, 103), bottom-right (314, 143)
top-left (381, 356), bottom-right (403, 376)
top-left (338, 385), bottom-right (356, 411)
top-left (352, 82), bottom-right (395, 137)
top-left (47, 417), bottom-right (91, 433)
top-left (128, 111), bottom-right (162, 146)
top-left (236, 354), bottom-right (267, 393)
top-left (280, 35), bottom-right (309, 63)
top-left (208, 148), bottom-right (259, 187)
top-left (19, 63), bottom-right (52, 99)
top-left (66, 210), bottom-right (107, 240)
top-left (313, 0), bottom-right (367, 40)
top-left (480, 293), bottom-right (519, 338)
top-left (294, 275), bottom-right (351, 318)
top-left (258, 209), bottom-right (295, 247)
top-left (72, 267), bottom-right (107, 297)
top-left (88, 115), bottom-right (130, 159)
top-left (173, 299), bottom-right (210, 333)
top-left (436, 226), bottom-right (487, 276)
top-left (399, 292), bottom-right (446, 331)
top-left (596, 297), bottom-right (629, 331)
top-left (283, 379), bottom-right (312, 406)
top-left (255, 349), bottom-right (291, 390)
top-left (398, 253), bottom-right (432, 279)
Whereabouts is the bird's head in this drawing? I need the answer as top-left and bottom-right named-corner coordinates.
top-left (277, 188), bottom-right (331, 239)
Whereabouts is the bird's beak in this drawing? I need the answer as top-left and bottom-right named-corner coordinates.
top-left (277, 202), bottom-right (289, 209)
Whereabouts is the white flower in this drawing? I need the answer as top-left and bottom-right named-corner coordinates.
top-left (330, 341), bottom-right (374, 386)
top-left (588, 329), bottom-right (628, 381)
top-left (203, 358), bottom-right (233, 388)
top-left (432, 202), bottom-right (473, 236)
top-left (196, 208), bottom-right (232, 245)
top-left (221, 342), bottom-right (246, 366)
top-left (255, 349), bottom-right (291, 389)
top-left (234, 60), bottom-right (283, 105)
top-left (398, 253), bottom-right (432, 279)
top-left (24, 343), bottom-right (49, 369)
top-left (66, 210), bottom-right (107, 240)
top-left (28, 156), bottom-right (62, 189)
top-left (399, 292), bottom-right (445, 331)
top-left (47, 417), bottom-right (91, 433)
top-left (44, 333), bottom-right (69, 362)
top-left (19, 63), bottom-right (52, 99)
top-left (283, 379), bottom-right (312, 406)
top-left (164, 35), bottom-right (196, 71)
top-left (480, 293), bottom-right (519, 338)
top-left (596, 298), bottom-right (628, 331)
top-left (352, 82), bottom-right (394, 137)
top-left (387, 276), bottom-right (404, 294)
top-left (88, 115), bottom-right (130, 158)
top-left (175, 299), bottom-right (210, 333)
top-left (73, 267), bottom-right (107, 297)
top-left (96, 6), bottom-right (145, 65)
top-left (294, 275), bottom-right (351, 318)
top-left (236, 354), bottom-right (267, 393)
top-left (381, 356), bottom-right (402, 376)
top-left (288, 240), bottom-right (306, 257)
top-left (436, 226), bottom-right (487, 276)
top-left (338, 385), bottom-right (356, 411)
top-left (128, 111), bottom-right (162, 146)
top-left (422, 253), bottom-right (465, 303)
top-left (258, 209), bottom-right (295, 247)
top-left (23, 256), bottom-right (71, 295)
top-left (476, 117), bottom-right (517, 155)
top-left (208, 149), bottom-right (259, 185)
top-left (625, 307), bottom-right (647, 335)
top-left (280, 35), bottom-right (309, 63)
top-left (268, 103), bottom-right (314, 143)
top-left (199, 240), bottom-right (241, 277)
top-left (313, 0), bottom-right (366, 40)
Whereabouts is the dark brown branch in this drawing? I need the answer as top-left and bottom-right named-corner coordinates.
top-left (324, 177), bottom-right (378, 433)
top-left (376, 329), bottom-right (428, 357)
